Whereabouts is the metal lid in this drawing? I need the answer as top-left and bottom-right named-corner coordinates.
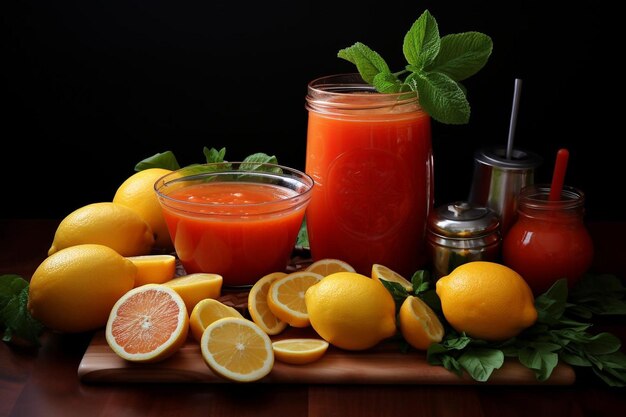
top-left (428, 201), bottom-right (500, 238)
top-left (474, 145), bottom-right (543, 170)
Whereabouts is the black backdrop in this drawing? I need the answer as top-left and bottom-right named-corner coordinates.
top-left (3, 1), bottom-right (622, 220)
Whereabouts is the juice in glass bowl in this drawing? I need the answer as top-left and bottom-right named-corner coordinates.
top-left (154, 163), bottom-right (313, 287)
top-left (305, 74), bottom-right (433, 277)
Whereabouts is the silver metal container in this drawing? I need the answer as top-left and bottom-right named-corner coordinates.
top-left (468, 145), bottom-right (542, 236)
top-left (427, 201), bottom-right (501, 279)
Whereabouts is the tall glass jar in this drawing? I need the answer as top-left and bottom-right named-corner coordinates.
top-left (502, 184), bottom-right (594, 295)
top-left (304, 73), bottom-right (433, 277)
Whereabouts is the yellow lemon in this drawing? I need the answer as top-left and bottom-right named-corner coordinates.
top-left (113, 168), bottom-right (173, 251)
top-left (272, 338), bottom-right (329, 365)
top-left (28, 244), bottom-right (137, 333)
top-left (305, 272), bottom-right (397, 351)
top-left (305, 258), bottom-right (356, 276)
top-left (200, 317), bottom-right (274, 382)
top-left (371, 263), bottom-right (413, 292)
top-left (267, 271), bottom-right (323, 328)
top-left (436, 261), bottom-right (538, 341)
top-left (48, 202), bottom-right (154, 257)
top-left (247, 272), bottom-right (288, 335)
top-left (189, 298), bottom-right (243, 343)
top-left (398, 295), bottom-right (444, 350)
top-left (163, 273), bottom-right (223, 314)
top-left (127, 254), bottom-right (176, 287)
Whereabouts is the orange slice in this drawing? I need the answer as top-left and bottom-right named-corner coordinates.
top-left (163, 273), bottom-right (223, 313)
top-left (189, 298), bottom-right (243, 343)
top-left (272, 338), bottom-right (330, 365)
top-left (372, 263), bottom-right (413, 292)
top-left (105, 284), bottom-right (189, 362)
top-left (200, 317), bottom-right (274, 382)
top-left (306, 258), bottom-right (356, 277)
top-left (267, 271), bottom-right (323, 328)
top-left (126, 254), bottom-right (176, 286)
top-left (248, 272), bottom-right (288, 335)
top-left (398, 295), bottom-right (444, 350)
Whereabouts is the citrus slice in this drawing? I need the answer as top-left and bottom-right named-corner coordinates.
top-left (267, 271), bottom-right (324, 328)
top-left (272, 338), bottom-right (330, 365)
top-left (248, 272), bottom-right (288, 335)
top-left (163, 273), bottom-right (223, 313)
top-left (200, 317), bottom-right (274, 382)
top-left (105, 284), bottom-right (189, 362)
top-left (189, 298), bottom-right (243, 343)
top-left (398, 295), bottom-right (444, 350)
top-left (126, 254), bottom-right (176, 286)
top-left (372, 263), bottom-right (413, 292)
top-left (305, 258), bottom-right (356, 277)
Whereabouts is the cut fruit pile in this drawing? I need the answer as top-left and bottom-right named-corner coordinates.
top-left (104, 258), bottom-right (448, 383)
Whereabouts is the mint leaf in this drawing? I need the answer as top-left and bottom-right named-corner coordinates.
top-left (372, 72), bottom-right (403, 93)
top-left (135, 151), bottom-right (181, 171)
top-left (338, 42), bottom-right (390, 84)
top-left (458, 348), bottom-right (504, 382)
top-left (518, 345), bottom-right (560, 381)
top-left (410, 71), bottom-right (470, 124)
top-left (1, 275), bottom-right (44, 346)
top-left (402, 9), bottom-right (440, 69)
top-left (203, 147), bottom-right (226, 163)
top-left (296, 217), bottom-right (309, 249)
top-left (425, 32), bottom-right (493, 81)
top-left (410, 270), bottom-right (431, 295)
top-left (240, 153), bottom-right (281, 173)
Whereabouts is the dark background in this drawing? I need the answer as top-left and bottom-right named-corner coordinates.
top-left (3, 1), bottom-right (621, 220)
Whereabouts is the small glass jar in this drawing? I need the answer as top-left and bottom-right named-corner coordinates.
top-left (427, 201), bottom-right (501, 279)
top-left (502, 184), bottom-right (594, 295)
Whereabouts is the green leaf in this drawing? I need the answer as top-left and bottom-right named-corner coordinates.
top-left (379, 279), bottom-right (409, 311)
top-left (402, 9), bottom-right (440, 69)
top-left (203, 147), bottom-right (226, 163)
top-left (373, 72), bottom-right (404, 93)
top-left (134, 151), bottom-right (181, 171)
top-left (337, 42), bottom-right (391, 84)
top-left (425, 32), bottom-right (493, 81)
top-left (534, 279), bottom-right (568, 324)
top-left (581, 332), bottom-right (621, 356)
top-left (410, 71), bottom-right (470, 124)
top-left (296, 217), bottom-right (309, 249)
top-left (518, 347), bottom-right (559, 381)
top-left (239, 153), bottom-right (281, 174)
top-left (458, 348), bottom-right (504, 382)
top-left (1, 275), bottom-right (44, 346)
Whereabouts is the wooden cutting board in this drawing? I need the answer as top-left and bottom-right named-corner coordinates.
top-left (78, 327), bottom-right (576, 385)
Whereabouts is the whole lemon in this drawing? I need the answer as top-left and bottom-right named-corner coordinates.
top-left (48, 202), bottom-right (155, 257)
top-left (28, 244), bottom-right (137, 333)
top-left (113, 168), bottom-right (173, 251)
top-left (436, 261), bottom-right (538, 341)
top-left (305, 272), bottom-right (397, 351)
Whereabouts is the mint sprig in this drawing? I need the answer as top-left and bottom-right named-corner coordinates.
top-left (1, 275), bottom-right (44, 346)
top-left (338, 9), bottom-right (493, 125)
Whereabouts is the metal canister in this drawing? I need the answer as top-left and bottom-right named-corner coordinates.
top-left (427, 201), bottom-right (501, 279)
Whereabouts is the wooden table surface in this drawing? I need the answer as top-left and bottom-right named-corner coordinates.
top-left (1, 219), bottom-right (625, 417)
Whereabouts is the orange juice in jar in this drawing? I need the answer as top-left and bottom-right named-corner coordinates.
top-left (304, 74), bottom-right (433, 277)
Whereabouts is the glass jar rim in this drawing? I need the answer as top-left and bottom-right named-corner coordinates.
top-left (519, 183), bottom-right (585, 210)
top-left (305, 73), bottom-right (420, 111)
top-left (154, 162), bottom-right (314, 215)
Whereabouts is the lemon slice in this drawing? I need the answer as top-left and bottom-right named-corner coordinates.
top-left (371, 263), bottom-right (413, 292)
top-left (163, 273), bottom-right (223, 313)
top-left (126, 254), bottom-right (176, 286)
top-left (189, 298), bottom-right (243, 343)
top-left (272, 338), bottom-right (329, 365)
top-left (200, 317), bottom-right (274, 382)
top-left (248, 272), bottom-right (288, 335)
top-left (398, 295), bottom-right (444, 350)
top-left (305, 258), bottom-right (356, 277)
top-left (267, 271), bottom-right (324, 328)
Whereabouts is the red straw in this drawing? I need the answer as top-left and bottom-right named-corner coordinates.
top-left (549, 148), bottom-right (569, 201)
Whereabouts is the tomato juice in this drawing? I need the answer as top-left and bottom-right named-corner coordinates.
top-left (305, 74), bottom-right (433, 277)
top-left (156, 166), bottom-right (313, 287)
